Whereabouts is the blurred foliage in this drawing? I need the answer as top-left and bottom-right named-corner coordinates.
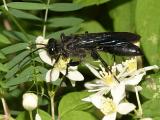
top-left (0, 0), bottom-right (160, 120)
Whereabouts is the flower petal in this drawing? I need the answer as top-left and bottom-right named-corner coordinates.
top-left (117, 102), bottom-right (136, 114)
top-left (82, 94), bottom-right (106, 109)
top-left (35, 36), bottom-right (48, 48)
top-left (115, 63), bottom-right (124, 73)
top-left (67, 70), bottom-right (84, 81)
top-left (111, 83), bottom-right (125, 104)
top-left (61, 70), bottom-right (84, 81)
top-left (122, 72), bottom-right (145, 85)
top-left (102, 112), bottom-right (117, 120)
top-left (45, 69), bottom-right (60, 82)
top-left (35, 113), bottom-right (42, 120)
top-left (38, 49), bottom-right (55, 66)
top-left (84, 79), bottom-right (105, 89)
top-left (36, 36), bottom-right (55, 66)
top-left (68, 66), bottom-right (78, 70)
top-left (85, 63), bottom-right (103, 79)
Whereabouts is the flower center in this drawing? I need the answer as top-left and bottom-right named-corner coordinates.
top-left (100, 98), bottom-right (116, 115)
top-left (101, 72), bottom-right (117, 86)
top-left (54, 57), bottom-right (70, 70)
top-left (124, 58), bottom-right (137, 73)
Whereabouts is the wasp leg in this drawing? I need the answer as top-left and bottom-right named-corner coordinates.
top-left (91, 50), bottom-right (119, 82)
top-left (91, 50), bottom-right (99, 60)
top-left (68, 61), bottom-right (80, 66)
top-left (59, 60), bottom-right (81, 87)
top-left (112, 54), bottom-right (116, 62)
top-left (91, 50), bottom-right (109, 69)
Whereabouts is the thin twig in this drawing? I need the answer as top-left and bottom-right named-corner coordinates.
top-left (135, 86), bottom-right (143, 117)
top-left (1, 98), bottom-right (10, 120)
top-left (43, 0), bottom-right (50, 38)
top-left (2, 0), bottom-right (8, 11)
top-left (50, 95), bottom-right (55, 120)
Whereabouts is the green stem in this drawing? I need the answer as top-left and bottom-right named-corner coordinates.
top-left (29, 111), bottom-right (33, 120)
top-left (135, 86), bottom-right (143, 117)
top-left (48, 88), bottom-right (55, 120)
top-left (1, 98), bottom-right (10, 119)
top-left (43, 0), bottom-right (50, 38)
top-left (2, 0), bottom-right (8, 11)
top-left (50, 96), bottom-right (55, 120)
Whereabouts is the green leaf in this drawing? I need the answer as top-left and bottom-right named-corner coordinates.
top-left (38, 109), bottom-right (52, 120)
top-left (49, 3), bottom-right (83, 12)
top-left (79, 21), bottom-right (106, 33)
top-left (35, 66), bottom-right (48, 80)
top-left (142, 98), bottom-right (160, 117)
top-left (0, 33), bottom-right (11, 44)
top-left (136, 0), bottom-right (160, 65)
top-left (0, 63), bottom-right (8, 72)
top-left (16, 111), bottom-right (30, 120)
top-left (109, 0), bottom-right (136, 32)
top-left (3, 30), bottom-right (36, 42)
top-left (73, 0), bottom-right (110, 7)
top-left (61, 111), bottom-right (97, 120)
top-left (47, 26), bottom-right (80, 39)
top-left (7, 2), bottom-right (46, 10)
top-left (10, 9), bottom-right (42, 21)
top-left (153, 117), bottom-right (160, 120)
top-left (1, 43), bottom-right (29, 55)
top-left (48, 17), bottom-right (84, 28)
top-left (59, 91), bottom-right (92, 117)
top-left (5, 66), bottom-right (34, 87)
top-left (10, 88), bottom-right (22, 97)
top-left (141, 72), bottom-right (160, 99)
top-left (0, 51), bottom-right (6, 59)
top-left (5, 50), bottom-right (30, 69)
top-left (5, 64), bottom-right (20, 79)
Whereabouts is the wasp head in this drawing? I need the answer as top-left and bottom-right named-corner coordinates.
top-left (47, 38), bottom-right (59, 57)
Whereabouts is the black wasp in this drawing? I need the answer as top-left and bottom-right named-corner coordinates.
top-left (46, 32), bottom-right (142, 69)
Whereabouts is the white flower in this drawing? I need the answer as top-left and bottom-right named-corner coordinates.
top-left (82, 84), bottom-right (135, 120)
top-left (45, 57), bottom-right (84, 82)
top-left (36, 36), bottom-right (84, 82)
top-left (85, 63), bottom-right (118, 95)
top-left (85, 58), bottom-right (159, 94)
top-left (35, 113), bottom-right (42, 120)
top-left (36, 36), bottom-right (55, 66)
top-left (22, 93), bottom-right (38, 111)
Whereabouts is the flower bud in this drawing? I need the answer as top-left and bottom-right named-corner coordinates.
top-left (22, 93), bottom-right (38, 111)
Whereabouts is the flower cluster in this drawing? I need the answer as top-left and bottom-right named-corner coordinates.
top-left (82, 58), bottom-right (159, 120)
top-left (35, 36), bottom-right (159, 120)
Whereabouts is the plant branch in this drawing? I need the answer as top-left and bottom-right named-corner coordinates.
top-left (43, 0), bottom-right (50, 38)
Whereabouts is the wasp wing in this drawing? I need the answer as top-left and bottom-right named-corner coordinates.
top-left (64, 32), bottom-right (141, 56)
top-left (65, 32), bottom-right (140, 47)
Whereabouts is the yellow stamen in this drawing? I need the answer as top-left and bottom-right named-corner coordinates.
top-left (103, 72), bottom-right (117, 86)
top-left (100, 98), bottom-right (116, 115)
top-left (123, 58), bottom-right (137, 73)
top-left (54, 57), bottom-right (70, 70)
